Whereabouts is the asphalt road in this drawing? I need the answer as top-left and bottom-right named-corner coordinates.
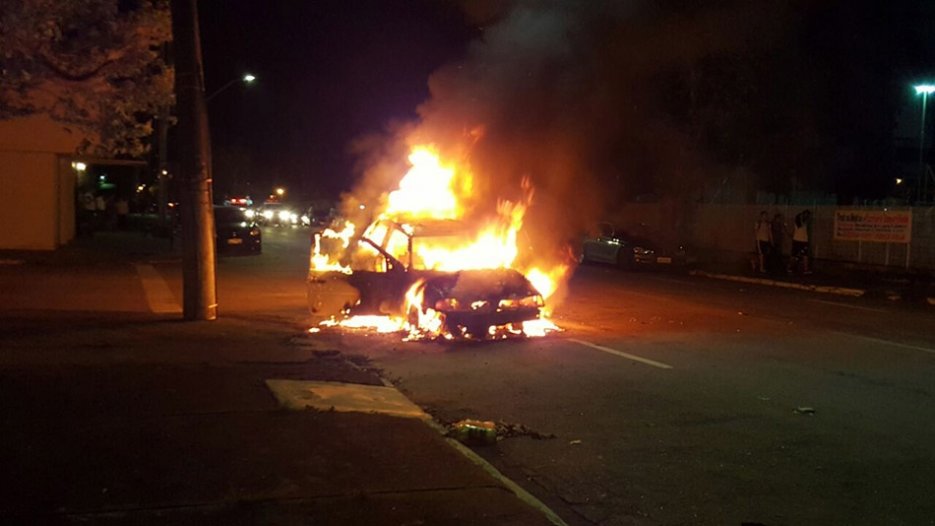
top-left (218, 227), bottom-right (935, 525)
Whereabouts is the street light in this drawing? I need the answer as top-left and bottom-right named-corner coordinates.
top-left (275, 187), bottom-right (285, 197)
top-left (206, 73), bottom-right (256, 102)
top-left (914, 84), bottom-right (935, 201)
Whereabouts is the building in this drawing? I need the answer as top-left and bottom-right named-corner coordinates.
top-left (0, 114), bottom-right (93, 250)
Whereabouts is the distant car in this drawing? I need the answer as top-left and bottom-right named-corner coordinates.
top-left (255, 203), bottom-right (299, 226)
top-left (580, 223), bottom-right (691, 269)
top-left (215, 206), bottom-right (261, 254)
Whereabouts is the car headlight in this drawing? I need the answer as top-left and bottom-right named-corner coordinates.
top-left (262, 210), bottom-right (274, 220)
top-left (633, 246), bottom-right (654, 255)
top-left (278, 210), bottom-right (291, 221)
top-left (244, 209), bottom-right (256, 219)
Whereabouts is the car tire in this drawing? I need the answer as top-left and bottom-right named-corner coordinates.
top-left (578, 248), bottom-right (590, 265)
top-left (617, 249), bottom-right (634, 270)
top-left (466, 323), bottom-right (489, 339)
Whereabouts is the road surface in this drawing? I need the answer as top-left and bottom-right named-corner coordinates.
top-left (185, 227), bottom-right (935, 525)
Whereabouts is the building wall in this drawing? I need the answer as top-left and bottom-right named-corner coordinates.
top-left (57, 156), bottom-right (76, 247)
top-left (0, 151), bottom-right (59, 250)
top-left (0, 114), bottom-right (90, 250)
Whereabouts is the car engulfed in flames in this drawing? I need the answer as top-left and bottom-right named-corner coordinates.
top-left (306, 145), bottom-right (566, 340)
top-left (308, 219), bottom-right (551, 339)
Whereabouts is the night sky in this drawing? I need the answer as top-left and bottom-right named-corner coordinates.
top-left (200, 0), bottom-right (476, 200)
top-left (196, 1), bottom-right (935, 206)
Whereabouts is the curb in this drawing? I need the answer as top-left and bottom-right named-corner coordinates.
top-left (688, 270), bottom-right (866, 297)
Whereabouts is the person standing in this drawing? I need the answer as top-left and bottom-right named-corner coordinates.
top-left (754, 211), bottom-right (773, 273)
top-left (770, 212), bottom-right (788, 271)
top-left (115, 197), bottom-right (129, 230)
top-left (790, 209), bottom-right (812, 274)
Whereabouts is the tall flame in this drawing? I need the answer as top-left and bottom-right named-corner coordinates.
top-left (386, 146), bottom-right (461, 220)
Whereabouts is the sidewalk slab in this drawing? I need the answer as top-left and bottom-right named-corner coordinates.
top-left (266, 379), bottom-right (429, 419)
top-left (0, 361), bottom-right (552, 525)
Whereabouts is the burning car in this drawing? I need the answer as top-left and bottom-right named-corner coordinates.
top-left (307, 218), bottom-right (546, 338)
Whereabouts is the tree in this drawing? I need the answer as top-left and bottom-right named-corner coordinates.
top-left (0, 0), bottom-right (172, 156)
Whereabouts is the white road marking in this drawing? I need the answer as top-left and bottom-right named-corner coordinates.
top-left (835, 332), bottom-right (935, 356)
top-left (808, 299), bottom-right (887, 313)
top-left (135, 263), bottom-right (180, 314)
top-left (569, 338), bottom-right (673, 369)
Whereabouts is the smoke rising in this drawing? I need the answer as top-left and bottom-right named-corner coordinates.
top-left (346, 0), bottom-right (790, 265)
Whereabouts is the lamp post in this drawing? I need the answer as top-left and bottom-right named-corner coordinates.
top-left (914, 84), bottom-right (935, 201)
top-left (206, 73), bottom-right (256, 102)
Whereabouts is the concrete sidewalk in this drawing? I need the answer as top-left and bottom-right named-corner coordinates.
top-left (0, 233), bottom-right (559, 525)
top-left (688, 258), bottom-right (935, 304)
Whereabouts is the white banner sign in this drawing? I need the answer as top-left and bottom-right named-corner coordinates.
top-left (833, 209), bottom-right (912, 243)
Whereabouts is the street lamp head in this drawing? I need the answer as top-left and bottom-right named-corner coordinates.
top-left (243, 74), bottom-right (256, 83)
top-left (915, 84), bottom-right (935, 95)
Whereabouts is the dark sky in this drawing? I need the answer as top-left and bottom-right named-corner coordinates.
top-left (195, 1), bottom-right (935, 206)
top-left (199, 0), bottom-right (476, 199)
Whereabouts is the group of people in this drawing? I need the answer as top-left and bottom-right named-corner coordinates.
top-left (79, 191), bottom-right (130, 234)
top-left (754, 209), bottom-right (812, 274)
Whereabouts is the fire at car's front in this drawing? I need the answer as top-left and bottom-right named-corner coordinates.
top-left (307, 145), bottom-right (568, 340)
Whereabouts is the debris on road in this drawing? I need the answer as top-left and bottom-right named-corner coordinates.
top-left (496, 421), bottom-right (557, 441)
top-left (450, 419), bottom-right (498, 445)
top-left (794, 406), bottom-right (816, 415)
top-left (569, 439), bottom-right (583, 445)
top-left (445, 419), bottom-right (557, 444)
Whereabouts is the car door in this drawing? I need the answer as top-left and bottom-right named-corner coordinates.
top-left (593, 223), bottom-right (622, 263)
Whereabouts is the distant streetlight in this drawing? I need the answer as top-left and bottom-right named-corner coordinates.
top-left (914, 84), bottom-right (935, 200)
top-left (275, 187), bottom-right (285, 197)
top-left (206, 73), bottom-right (257, 102)
top-left (72, 161), bottom-right (87, 172)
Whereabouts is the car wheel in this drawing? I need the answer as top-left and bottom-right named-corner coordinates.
top-left (578, 248), bottom-right (590, 265)
top-left (617, 249), bottom-right (634, 270)
top-left (466, 323), bottom-right (489, 339)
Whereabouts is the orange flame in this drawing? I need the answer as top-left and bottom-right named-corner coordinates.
top-left (314, 145), bottom-right (568, 338)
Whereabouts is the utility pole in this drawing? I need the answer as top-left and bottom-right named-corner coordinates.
top-left (156, 104), bottom-right (169, 227)
top-left (171, 0), bottom-right (217, 320)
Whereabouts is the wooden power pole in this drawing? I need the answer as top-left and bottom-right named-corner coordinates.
top-left (171, 0), bottom-right (217, 320)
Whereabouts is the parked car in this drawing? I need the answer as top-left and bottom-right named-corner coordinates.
top-left (307, 219), bottom-right (544, 337)
top-left (580, 223), bottom-right (692, 269)
top-left (215, 206), bottom-right (262, 254)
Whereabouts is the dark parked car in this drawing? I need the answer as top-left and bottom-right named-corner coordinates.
top-left (215, 206), bottom-right (261, 254)
top-left (307, 219), bottom-right (544, 338)
top-left (580, 223), bottom-right (692, 269)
